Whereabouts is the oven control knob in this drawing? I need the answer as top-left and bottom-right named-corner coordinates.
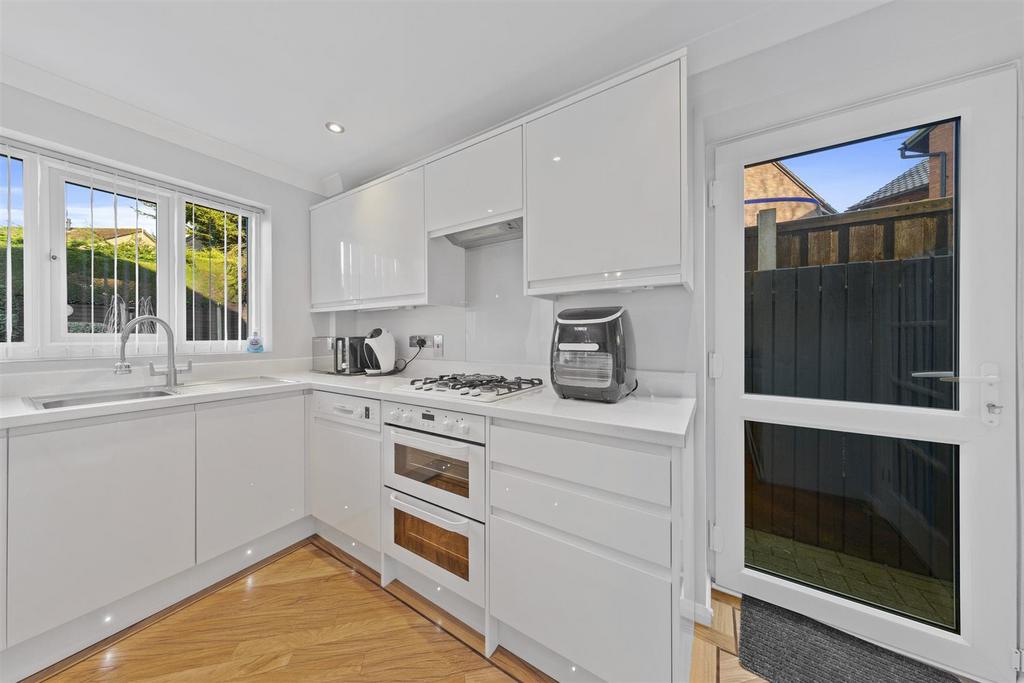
top-left (401, 413), bottom-right (412, 424)
top-left (441, 418), bottom-right (452, 432)
top-left (389, 410), bottom-right (399, 420)
top-left (457, 423), bottom-right (470, 436)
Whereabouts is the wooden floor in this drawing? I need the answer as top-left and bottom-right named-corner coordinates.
top-left (40, 540), bottom-right (763, 682)
top-left (691, 591), bottom-right (767, 683)
top-left (47, 544), bottom-right (515, 682)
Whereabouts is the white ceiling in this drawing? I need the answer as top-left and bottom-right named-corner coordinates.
top-left (0, 1), bottom-right (885, 195)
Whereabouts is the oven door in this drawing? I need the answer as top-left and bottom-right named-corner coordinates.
top-left (384, 426), bottom-right (484, 521)
top-left (383, 489), bottom-right (485, 606)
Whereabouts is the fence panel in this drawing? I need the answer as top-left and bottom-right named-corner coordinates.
top-left (743, 255), bottom-right (956, 575)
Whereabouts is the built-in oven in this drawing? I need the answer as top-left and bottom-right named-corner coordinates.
top-left (382, 401), bottom-right (487, 606)
top-left (383, 489), bottom-right (485, 605)
top-left (383, 402), bottom-right (486, 522)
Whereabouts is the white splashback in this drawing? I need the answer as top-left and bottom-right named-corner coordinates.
top-left (334, 239), bottom-right (689, 373)
top-left (466, 241), bottom-right (553, 365)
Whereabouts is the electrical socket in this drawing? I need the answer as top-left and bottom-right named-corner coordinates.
top-left (409, 335), bottom-right (444, 356)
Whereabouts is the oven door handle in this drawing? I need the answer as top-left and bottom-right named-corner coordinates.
top-left (389, 492), bottom-right (469, 532)
top-left (390, 429), bottom-right (471, 461)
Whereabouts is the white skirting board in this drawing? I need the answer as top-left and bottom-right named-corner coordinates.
top-left (0, 517), bottom-right (315, 683)
top-left (380, 555), bottom-right (485, 634)
top-left (313, 520), bottom-right (381, 572)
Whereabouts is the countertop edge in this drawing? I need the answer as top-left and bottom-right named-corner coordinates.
top-left (1, 375), bottom-right (695, 446)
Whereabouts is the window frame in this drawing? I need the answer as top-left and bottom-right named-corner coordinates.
top-left (45, 162), bottom-right (174, 354)
top-left (177, 194), bottom-right (260, 354)
top-left (0, 148), bottom-right (39, 358)
top-left (0, 137), bottom-right (271, 361)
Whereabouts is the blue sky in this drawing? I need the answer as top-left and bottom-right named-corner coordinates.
top-left (64, 182), bottom-right (158, 235)
top-left (780, 129), bottom-right (922, 212)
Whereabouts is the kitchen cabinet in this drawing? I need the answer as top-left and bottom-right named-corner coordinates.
top-left (310, 404), bottom-right (381, 552)
top-left (310, 168), bottom-right (464, 311)
top-left (524, 58), bottom-right (686, 295)
top-left (196, 394), bottom-right (305, 563)
top-left (7, 408), bottom-right (196, 645)
top-left (425, 127), bottom-right (523, 235)
top-left (490, 516), bottom-right (672, 682)
top-left (489, 420), bottom-right (675, 681)
top-left (310, 195), bottom-right (358, 307)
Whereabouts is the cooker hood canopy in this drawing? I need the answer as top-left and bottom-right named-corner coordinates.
top-left (443, 217), bottom-right (522, 249)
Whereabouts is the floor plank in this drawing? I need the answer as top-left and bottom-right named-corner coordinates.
top-left (48, 546), bottom-right (514, 683)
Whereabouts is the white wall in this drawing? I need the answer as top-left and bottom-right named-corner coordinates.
top-left (330, 238), bottom-right (690, 373)
top-left (0, 84), bottom-right (324, 368)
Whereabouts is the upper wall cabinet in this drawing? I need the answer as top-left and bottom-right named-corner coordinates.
top-left (425, 127), bottom-right (523, 236)
top-left (525, 57), bottom-right (687, 295)
top-left (310, 167), bottom-right (464, 311)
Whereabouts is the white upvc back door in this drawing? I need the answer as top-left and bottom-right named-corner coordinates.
top-left (712, 68), bottom-right (1017, 683)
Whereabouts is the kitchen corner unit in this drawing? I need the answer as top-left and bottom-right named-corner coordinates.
top-left (309, 167), bottom-right (465, 312)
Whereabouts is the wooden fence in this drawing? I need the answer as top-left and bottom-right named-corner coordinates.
top-left (745, 196), bottom-right (954, 270)
top-left (744, 255), bottom-right (957, 580)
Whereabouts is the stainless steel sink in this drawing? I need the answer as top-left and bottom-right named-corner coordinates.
top-left (28, 387), bottom-right (177, 410)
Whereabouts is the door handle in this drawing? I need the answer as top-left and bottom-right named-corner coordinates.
top-left (389, 492), bottom-right (468, 532)
top-left (915, 363), bottom-right (1003, 427)
top-left (911, 370), bottom-right (1000, 384)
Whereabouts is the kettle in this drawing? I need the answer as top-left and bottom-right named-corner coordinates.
top-left (363, 328), bottom-right (397, 375)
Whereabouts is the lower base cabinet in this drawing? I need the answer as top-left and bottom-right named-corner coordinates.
top-left (490, 515), bottom-right (672, 683)
top-left (7, 408), bottom-right (196, 645)
top-left (310, 415), bottom-right (381, 551)
top-left (196, 394), bottom-right (305, 563)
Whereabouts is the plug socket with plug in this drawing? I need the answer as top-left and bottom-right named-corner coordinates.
top-left (409, 335), bottom-right (444, 356)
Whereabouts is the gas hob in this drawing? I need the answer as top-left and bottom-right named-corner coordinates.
top-left (392, 373), bottom-right (544, 403)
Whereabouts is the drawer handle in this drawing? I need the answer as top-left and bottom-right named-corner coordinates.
top-left (332, 405), bottom-right (355, 414)
top-left (390, 492), bottom-right (468, 532)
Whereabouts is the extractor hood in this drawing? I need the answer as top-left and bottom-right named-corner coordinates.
top-left (443, 217), bottom-right (522, 249)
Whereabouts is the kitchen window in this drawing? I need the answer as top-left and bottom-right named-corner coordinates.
top-left (50, 167), bottom-right (171, 350)
top-left (1, 150), bottom-right (26, 345)
top-left (0, 137), bottom-right (270, 359)
top-left (183, 200), bottom-right (254, 345)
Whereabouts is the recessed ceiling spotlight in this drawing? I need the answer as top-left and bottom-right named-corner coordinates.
top-left (325, 121), bottom-right (345, 134)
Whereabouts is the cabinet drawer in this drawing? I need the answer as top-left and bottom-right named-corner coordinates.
top-left (489, 424), bottom-right (670, 505)
top-left (490, 516), bottom-right (671, 683)
top-left (491, 470), bottom-right (669, 566)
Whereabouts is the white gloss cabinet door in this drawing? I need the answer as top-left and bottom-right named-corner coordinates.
top-left (490, 516), bottom-right (672, 683)
top-left (196, 395), bottom-right (305, 563)
top-left (351, 168), bottom-right (426, 302)
top-left (525, 60), bottom-right (683, 293)
top-left (7, 409), bottom-right (196, 645)
top-left (310, 198), bottom-right (359, 307)
top-left (309, 417), bottom-right (381, 551)
top-left (425, 127), bottom-right (523, 234)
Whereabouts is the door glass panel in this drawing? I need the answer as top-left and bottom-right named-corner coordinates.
top-left (394, 444), bottom-right (470, 498)
top-left (744, 119), bottom-right (958, 409)
top-left (745, 420), bottom-right (958, 631)
top-left (394, 508), bottom-right (469, 580)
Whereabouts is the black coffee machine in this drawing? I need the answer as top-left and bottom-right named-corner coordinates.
top-left (550, 306), bottom-right (635, 403)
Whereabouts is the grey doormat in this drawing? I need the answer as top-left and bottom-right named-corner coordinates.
top-left (738, 595), bottom-right (959, 682)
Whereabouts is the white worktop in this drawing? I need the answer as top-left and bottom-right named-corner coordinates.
top-left (0, 371), bottom-right (695, 446)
